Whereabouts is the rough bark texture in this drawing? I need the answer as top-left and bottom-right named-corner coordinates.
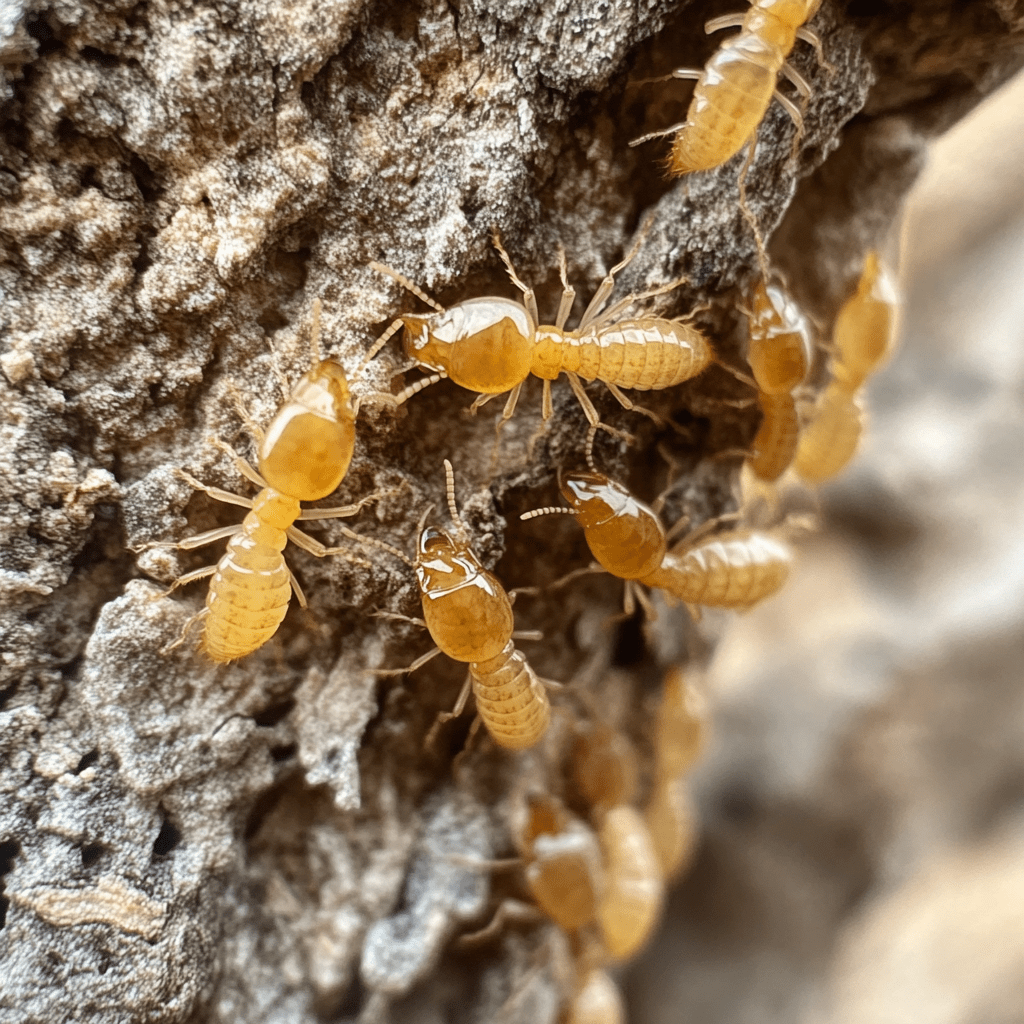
top-left (0, 1), bottom-right (1022, 1022)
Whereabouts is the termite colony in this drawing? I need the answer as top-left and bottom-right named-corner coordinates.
top-left (132, 0), bottom-right (901, 1015)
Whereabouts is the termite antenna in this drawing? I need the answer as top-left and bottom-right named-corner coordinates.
top-left (585, 424), bottom-right (600, 474)
top-left (370, 260), bottom-right (445, 312)
top-left (417, 503), bottom-right (435, 536)
top-left (356, 318), bottom-right (404, 377)
top-left (443, 459), bottom-right (469, 538)
top-left (334, 525), bottom-right (414, 568)
top-left (520, 506), bottom-right (577, 522)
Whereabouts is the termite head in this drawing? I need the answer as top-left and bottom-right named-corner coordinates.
top-left (401, 297), bottom-right (535, 394)
top-left (415, 525), bottom-right (514, 662)
top-left (259, 360), bottom-right (355, 501)
top-left (559, 471), bottom-right (667, 579)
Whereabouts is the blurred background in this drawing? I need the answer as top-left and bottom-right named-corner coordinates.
top-left (630, 70), bottom-right (1024, 1024)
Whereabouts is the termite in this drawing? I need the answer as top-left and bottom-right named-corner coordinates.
top-left (517, 794), bottom-right (604, 933)
top-left (361, 223), bottom-right (714, 434)
top-left (595, 804), bottom-right (665, 961)
top-left (749, 389), bottom-right (800, 482)
top-left (746, 278), bottom-right (813, 395)
top-left (567, 968), bottom-right (626, 1024)
top-left (374, 461), bottom-right (552, 751)
top-left (832, 251), bottom-right (899, 391)
top-left (631, 0), bottom-right (825, 176)
top-left (521, 430), bottom-right (792, 614)
top-left (645, 777), bottom-right (698, 881)
top-left (654, 666), bottom-right (707, 781)
top-left (572, 723), bottom-right (640, 812)
top-left (147, 302), bottom-right (377, 662)
top-left (792, 379), bottom-right (863, 483)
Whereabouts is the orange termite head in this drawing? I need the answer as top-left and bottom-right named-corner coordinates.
top-left (414, 524), bottom-right (514, 662)
top-left (558, 471), bottom-right (625, 529)
top-left (258, 359), bottom-right (355, 501)
top-left (559, 471), bottom-right (667, 580)
top-left (401, 297), bottom-right (535, 394)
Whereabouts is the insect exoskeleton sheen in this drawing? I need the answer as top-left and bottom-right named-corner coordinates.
top-left (747, 279), bottom-right (813, 394)
top-left (633, 0), bottom-right (823, 176)
top-left (558, 471), bottom-right (667, 580)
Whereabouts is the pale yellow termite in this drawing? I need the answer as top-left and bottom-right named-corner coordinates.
top-left (374, 461), bottom-right (552, 751)
top-left (522, 435), bottom-right (793, 614)
top-left (147, 302), bottom-right (377, 662)
top-left (361, 223), bottom-right (713, 433)
top-left (572, 723), bottom-right (640, 812)
top-left (832, 251), bottom-right (900, 391)
top-left (645, 777), bottom-right (699, 881)
top-left (747, 278), bottom-right (813, 394)
top-left (517, 794), bottom-right (604, 933)
top-left (567, 968), bottom-right (626, 1024)
top-left (654, 666), bottom-right (707, 781)
top-left (595, 804), bottom-right (665, 961)
top-left (645, 525), bottom-right (793, 610)
top-left (749, 389), bottom-right (800, 482)
top-left (632, 0), bottom-right (825, 176)
top-left (792, 379), bottom-right (864, 483)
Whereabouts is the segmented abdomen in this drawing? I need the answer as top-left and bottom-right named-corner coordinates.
top-left (470, 640), bottom-right (550, 750)
top-left (570, 320), bottom-right (712, 390)
top-left (670, 39), bottom-right (783, 175)
top-left (793, 381), bottom-right (863, 483)
top-left (750, 390), bottom-right (800, 482)
top-left (203, 513), bottom-right (293, 663)
top-left (643, 531), bottom-right (791, 607)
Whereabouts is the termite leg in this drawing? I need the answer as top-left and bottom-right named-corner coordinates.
top-left (737, 138), bottom-right (770, 282)
top-left (578, 213), bottom-right (655, 328)
top-left (456, 899), bottom-right (542, 948)
top-left (541, 379), bottom-right (554, 420)
top-left (470, 391), bottom-right (500, 415)
top-left (289, 570), bottom-right (308, 609)
top-left (491, 229), bottom-right (540, 325)
top-left (555, 246), bottom-right (577, 331)
top-left (772, 87), bottom-right (805, 131)
top-left (152, 564), bottom-right (219, 601)
top-left (796, 26), bottom-right (835, 74)
top-left (565, 372), bottom-right (632, 442)
top-left (372, 646), bottom-right (442, 677)
top-left (633, 583), bottom-right (658, 621)
top-left (298, 491), bottom-right (383, 521)
top-left (424, 673), bottom-right (473, 750)
top-left (208, 437), bottom-right (268, 489)
top-left (603, 381), bottom-right (665, 426)
top-left (175, 468), bottom-right (255, 509)
top-left (224, 381), bottom-right (270, 445)
top-left (160, 607), bottom-right (209, 655)
top-left (287, 526), bottom-right (374, 569)
top-left (705, 13), bottom-right (745, 33)
top-left (373, 610), bottom-right (427, 629)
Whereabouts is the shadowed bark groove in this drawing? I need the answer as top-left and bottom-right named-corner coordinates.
top-left (1, 0), bottom-right (1022, 1021)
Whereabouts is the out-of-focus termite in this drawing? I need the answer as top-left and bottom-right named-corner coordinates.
top-left (595, 804), bottom-right (665, 961)
top-left (144, 302), bottom-right (378, 661)
top-left (373, 461), bottom-right (552, 751)
top-left (832, 251), bottom-right (899, 391)
top-left (631, 0), bottom-right (826, 176)
top-left (567, 968), bottom-right (626, 1024)
top-left (572, 724), bottom-right (640, 813)
top-left (792, 379), bottom-right (863, 483)
top-left (361, 224), bottom-right (714, 434)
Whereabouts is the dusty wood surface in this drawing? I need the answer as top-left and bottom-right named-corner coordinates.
top-left (1, 0), bottom-right (1023, 1021)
